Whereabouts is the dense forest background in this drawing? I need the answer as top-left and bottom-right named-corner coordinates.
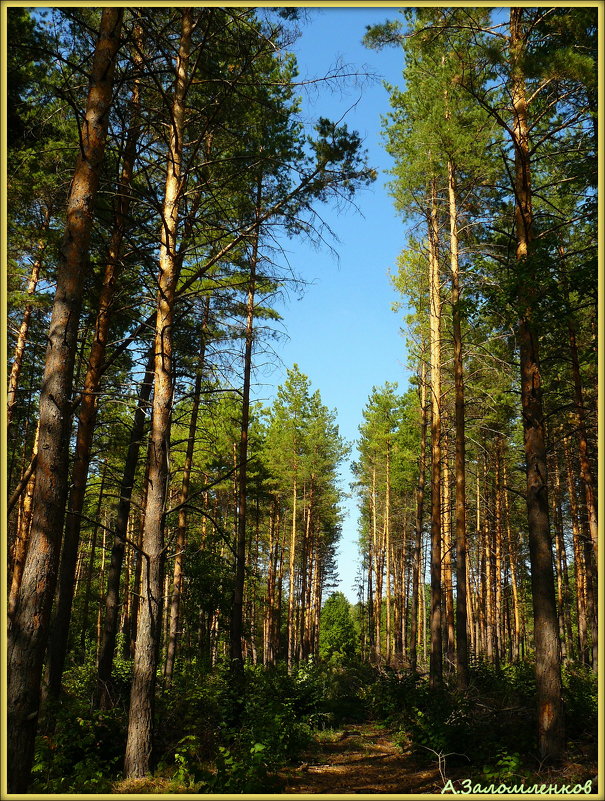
top-left (5, 5), bottom-right (599, 795)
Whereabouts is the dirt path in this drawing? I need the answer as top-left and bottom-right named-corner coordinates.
top-left (279, 723), bottom-right (445, 794)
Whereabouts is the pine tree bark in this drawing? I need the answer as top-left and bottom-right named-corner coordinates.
top-left (367, 541), bottom-right (375, 659)
top-left (96, 522), bottom-right (108, 662)
top-left (567, 313), bottom-right (598, 560)
top-left (264, 503), bottom-right (279, 665)
top-left (311, 545), bottom-right (322, 658)
top-left (78, 461), bottom-right (108, 660)
top-left (428, 179), bottom-right (442, 687)
top-left (300, 488), bottom-right (314, 661)
top-left (97, 347), bottom-right (154, 708)
top-left (410, 363), bottom-right (428, 673)
top-left (447, 160), bottom-right (469, 687)
top-left (502, 460), bottom-right (521, 662)
top-left (494, 440), bottom-right (503, 668)
top-left (564, 436), bottom-right (588, 664)
top-left (475, 470), bottom-right (486, 657)
top-left (550, 452), bottom-right (570, 662)
top-left (8, 423), bottom-right (39, 620)
top-left (165, 301), bottom-right (209, 682)
top-left (46, 30), bottom-right (143, 702)
top-left (6, 11), bottom-right (123, 791)
top-left (231, 179), bottom-right (262, 672)
top-left (124, 8), bottom-right (192, 778)
top-left (372, 466), bottom-right (384, 661)
top-left (484, 458), bottom-right (494, 663)
top-left (442, 431), bottom-right (455, 669)
top-left (129, 456), bottom-right (150, 656)
top-left (287, 480), bottom-right (298, 670)
top-left (510, 6), bottom-right (564, 761)
top-left (384, 444), bottom-right (392, 663)
top-left (7, 210), bottom-right (49, 429)
top-left (121, 518), bottom-right (133, 656)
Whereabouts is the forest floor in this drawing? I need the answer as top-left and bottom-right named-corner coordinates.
top-left (277, 722), bottom-right (457, 794)
top-left (277, 722), bottom-right (598, 796)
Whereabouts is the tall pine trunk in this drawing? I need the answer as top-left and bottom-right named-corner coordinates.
top-left (384, 444), bottom-right (392, 663)
top-left (566, 294), bottom-right (598, 561)
top-left (46, 28), bottom-right (143, 702)
top-left (442, 431), bottom-right (455, 669)
top-left (7, 210), bottom-right (49, 429)
top-left (510, 7), bottom-right (563, 761)
top-left (410, 363), bottom-right (427, 673)
top-left (8, 423), bottom-right (39, 620)
top-left (564, 436), bottom-right (588, 664)
top-left (287, 480), bottom-right (298, 670)
top-left (502, 459), bottom-right (521, 662)
top-left (165, 300), bottom-right (209, 682)
top-left (6, 11), bottom-right (123, 791)
top-left (231, 179), bottom-right (262, 672)
top-left (428, 178), bottom-right (442, 687)
top-left (80, 462), bottom-right (108, 659)
top-left (97, 347), bottom-right (155, 708)
top-left (448, 160), bottom-right (468, 687)
top-left (124, 9), bottom-right (192, 777)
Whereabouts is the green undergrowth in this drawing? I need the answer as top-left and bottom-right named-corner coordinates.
top-left (30, 656), bottom-right (597, 793)
top-left (365, 659), bottom-right (597, 785)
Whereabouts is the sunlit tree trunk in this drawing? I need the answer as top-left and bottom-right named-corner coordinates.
top-left (231, 182), bottom-right (262, 671)
top-left (7, 211), bottom-right (49, 429)
top-left (442, 431), bottom-right (455, 670)
top-left (510, 7), bottom-right (563, 760)
top-left (166, 301), bottom-right (209, 682)
top-left (371, 466), bottom-right (382, 661)
top-left (448, 159), bottom-right (468, 687)
top-left (287, 480), bottom-right (298, 670)
top-left (482, 454), bottom-right (495, 663)
top-left (7, 11), bottom-right (123, 791)
top-left (567, 307), bottom-right (598, 560)
top-left (96, 521), bottom-right (108, 663)
top-left (477, 468), bottom-right (486, 658)
top-left (494, 439), bottom-right (503, 669)
top-left (502, 460), bottom-right (521, 662)
top-left (549, 451), bottom-right (571, 663)
top-left (385, 444), bottom-right (392, 663)
top-left (121, 518), bottom-right (133, 657)
top-left (428, 178), bottom-right (442, 687)
top-left (124, 9), bottom-right (192, 778)
top-left (564, 436), bottom-right (588, 664)
top-left (72, 462), bottom-right (108, 662)
top-left (311, 546), bottom-right (322, 658)
top-left (264, 503), bottom-right (279, 666)
top-left (8, 423), bottom-right (39, 620)
top-left (129, 457), bottom-right (150, 657)
top-left (97, 348), bottom-right (154, 707)
top-left (410, 363), bottom-right (428, 673)
top-left (47, 26), bottom-right (143, 703)
top-left (367, 542), bottom-right (374, 659)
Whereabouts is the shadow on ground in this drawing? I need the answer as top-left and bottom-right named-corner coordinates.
top-left (279, 723), bottom-right (445, 794)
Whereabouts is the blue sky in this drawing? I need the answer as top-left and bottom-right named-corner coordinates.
top-left (255, 7), bottom-right (411, 602)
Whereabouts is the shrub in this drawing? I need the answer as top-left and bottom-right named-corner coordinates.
top-left (562, 663), bottom-right (597, 742)
top-left (31, 708), bottom-right (123, 793)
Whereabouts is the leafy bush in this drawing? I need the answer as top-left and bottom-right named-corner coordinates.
top-left (157, 660), bottom-right (317, 792)
top-left (31, 708), bottom-right (123, 793)
top-left (481, 749), bottom-right (524, 783)
top-left (562, 663), bottom-right (597, 741)
top-left (366, 661), bottom-right (538, 771)
top-left (319, 592), bottom-right (359, 664)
